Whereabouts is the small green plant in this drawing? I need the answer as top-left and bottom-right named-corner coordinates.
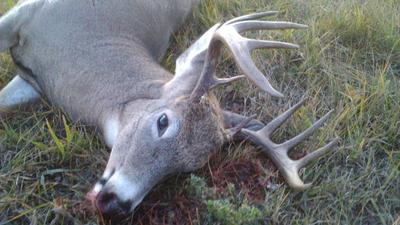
top-left (206, 199), bottom-right (263, 225)
top-left (45, 116), bottom-right (74, 161)
top-left (186, 174), bottom-right (211, 198)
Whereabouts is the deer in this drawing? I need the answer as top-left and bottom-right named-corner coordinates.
top-left (0, 0), bottom-right (338, 220)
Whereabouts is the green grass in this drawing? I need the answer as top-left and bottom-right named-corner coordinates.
top-left (1, 0), bottom-right (399, 224)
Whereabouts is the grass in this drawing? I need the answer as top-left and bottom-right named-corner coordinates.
top-left (0, 0), bottom-right (399, 224)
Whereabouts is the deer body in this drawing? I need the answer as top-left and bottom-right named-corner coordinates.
top-left (8, 0), bottom-right (197, 126)
top-left (0, 0), bottom-right (337, 220)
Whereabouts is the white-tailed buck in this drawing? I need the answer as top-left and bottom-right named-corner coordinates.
top-left (0, 0), bottom-right (338, 220)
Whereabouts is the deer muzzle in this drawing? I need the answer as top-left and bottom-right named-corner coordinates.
top-left (86, 171), bottom-right (146, 220)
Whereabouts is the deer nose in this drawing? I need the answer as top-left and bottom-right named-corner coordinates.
top-left (96, 192), bottom-right (117, 214)
top-left (95, 191), bottom-right (131, 219)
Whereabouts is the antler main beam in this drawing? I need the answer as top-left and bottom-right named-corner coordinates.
top-left (241, 99), bottom-right (339, 191)
top-left (190, 11), bottom-right (307, 102)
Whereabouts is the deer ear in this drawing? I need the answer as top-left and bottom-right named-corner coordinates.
top-left (0, 0), bottom-right (45, 52)
top-left (163, 23), bottom-right (221, 99)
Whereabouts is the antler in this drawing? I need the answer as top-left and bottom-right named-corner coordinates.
top-left (241, 99), bottom-right (339, 191)
top-left (190, 11), bottom-right (307, 102)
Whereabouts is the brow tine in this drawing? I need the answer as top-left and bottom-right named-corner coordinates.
top-left (211, 75), bottom-right (246, 89)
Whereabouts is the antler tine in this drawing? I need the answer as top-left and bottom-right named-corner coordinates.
top-left (226, 114), bottom-right (257, 141)
top-left (246, 39), bottom-right (299, 50)
top-left (242, 126), bottom-right (310, 190)
top-left (281, 110), bottom-right (334, 150)
top-left (225, 11), bottom-right (279, 25)
top-left (261, 98), bottom-right (306, 136)
top-left (210, 75), bottom-right (246, 89)
top-left (296, 138), bottom-right (339, 169)
top-left (223, 43), bottom-right (285, 98)
top-left (241, 100), bottom-right (338, 191)
top-left (233, 21), bottom-right (307, 33)
top-left (190, 12), bottom-right (307, 102)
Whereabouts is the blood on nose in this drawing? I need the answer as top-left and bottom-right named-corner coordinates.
top-left (96, 192), bottom-right (119, 215)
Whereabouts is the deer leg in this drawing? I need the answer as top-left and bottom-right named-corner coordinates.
top-left (0, 75), bottom-right (41, 114)
top-left (223, 110), bottom-right (264, 141)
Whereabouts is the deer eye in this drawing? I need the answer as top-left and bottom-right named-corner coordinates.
top-left (157, 114), bottom-right (169, 137)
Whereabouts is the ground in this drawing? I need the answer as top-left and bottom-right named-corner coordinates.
top-left (0, 0), bottom-right (399, 224)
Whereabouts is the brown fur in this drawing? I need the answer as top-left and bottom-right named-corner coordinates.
top-left (175, 94), bottom-right (225, 172)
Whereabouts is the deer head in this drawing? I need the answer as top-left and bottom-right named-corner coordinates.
top-left (86, 12), bottom-right (338, 220)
